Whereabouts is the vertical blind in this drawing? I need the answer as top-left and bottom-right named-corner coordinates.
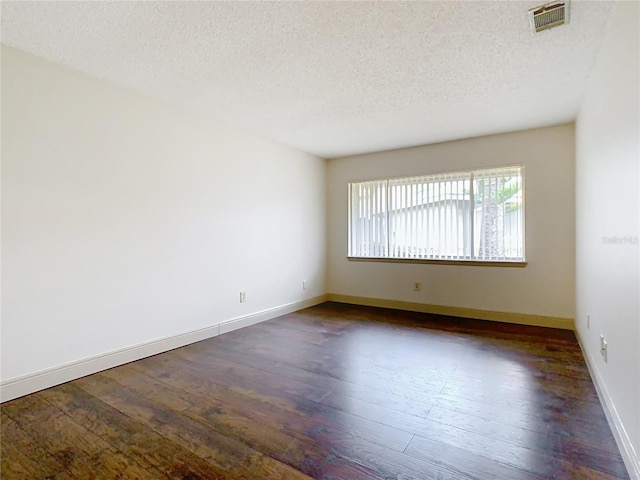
top-left (348, 166), bottom-right (524, 262)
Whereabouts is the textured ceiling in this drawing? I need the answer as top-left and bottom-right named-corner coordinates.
top-left (1, 1), bottom-right (614, 158)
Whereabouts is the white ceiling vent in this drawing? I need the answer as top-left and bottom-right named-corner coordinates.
top-left (529, 2), bottom-right (569, 33)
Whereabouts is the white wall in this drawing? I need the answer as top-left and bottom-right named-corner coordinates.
top-left (327, 124), bottom-right (575, 320)
top-left (575, 1), bottom-right (639, 477)
top-left (1, 46), bottom-right (326, 389)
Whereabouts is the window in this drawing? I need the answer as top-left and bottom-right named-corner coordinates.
top-left (348, 166), bottom-right (525, 263)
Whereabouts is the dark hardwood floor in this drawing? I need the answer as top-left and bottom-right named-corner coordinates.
top-left (1, 302), bottom-right (630, 479)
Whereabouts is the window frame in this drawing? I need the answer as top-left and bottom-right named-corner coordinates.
top-left (347, 165), bottom-right (526, 267)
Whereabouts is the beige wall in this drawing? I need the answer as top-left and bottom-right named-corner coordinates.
top-left (1, 46), bottom-right (327, 387)
top-left (575, 1), bottom-right (639, 477)
top-left (327, 124), bottom-right (575, 320)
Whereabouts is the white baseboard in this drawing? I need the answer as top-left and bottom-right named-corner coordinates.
top-left (327, 294), bottom-right (574, 330)
top-left (574, 329), bottom-right (640, 480)
top-left (0, 295), bottom-right (328, 403)
top-left (219, 295), bottom-right (328, 335)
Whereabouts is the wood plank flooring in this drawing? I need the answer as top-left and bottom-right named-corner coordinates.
top-left (1, 302), bottom-right (630, 479)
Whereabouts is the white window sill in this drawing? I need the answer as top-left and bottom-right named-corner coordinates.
top-left (347, 256), bottom-right (527, 267)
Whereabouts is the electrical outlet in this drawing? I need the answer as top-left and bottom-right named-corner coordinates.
top-left (587, 314), bottom-right (590, 329)
top-left (302, 280), bottom-right (307, 290)
top-left (414, 282), bottom-right (421, 292)
top-left (240, 291), bottom-right (246, 303)
top-left (600, 334), bottom-right (608, 362)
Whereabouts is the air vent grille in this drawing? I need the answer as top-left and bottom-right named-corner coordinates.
top-left (529, 2), bottom-right (569, 33)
